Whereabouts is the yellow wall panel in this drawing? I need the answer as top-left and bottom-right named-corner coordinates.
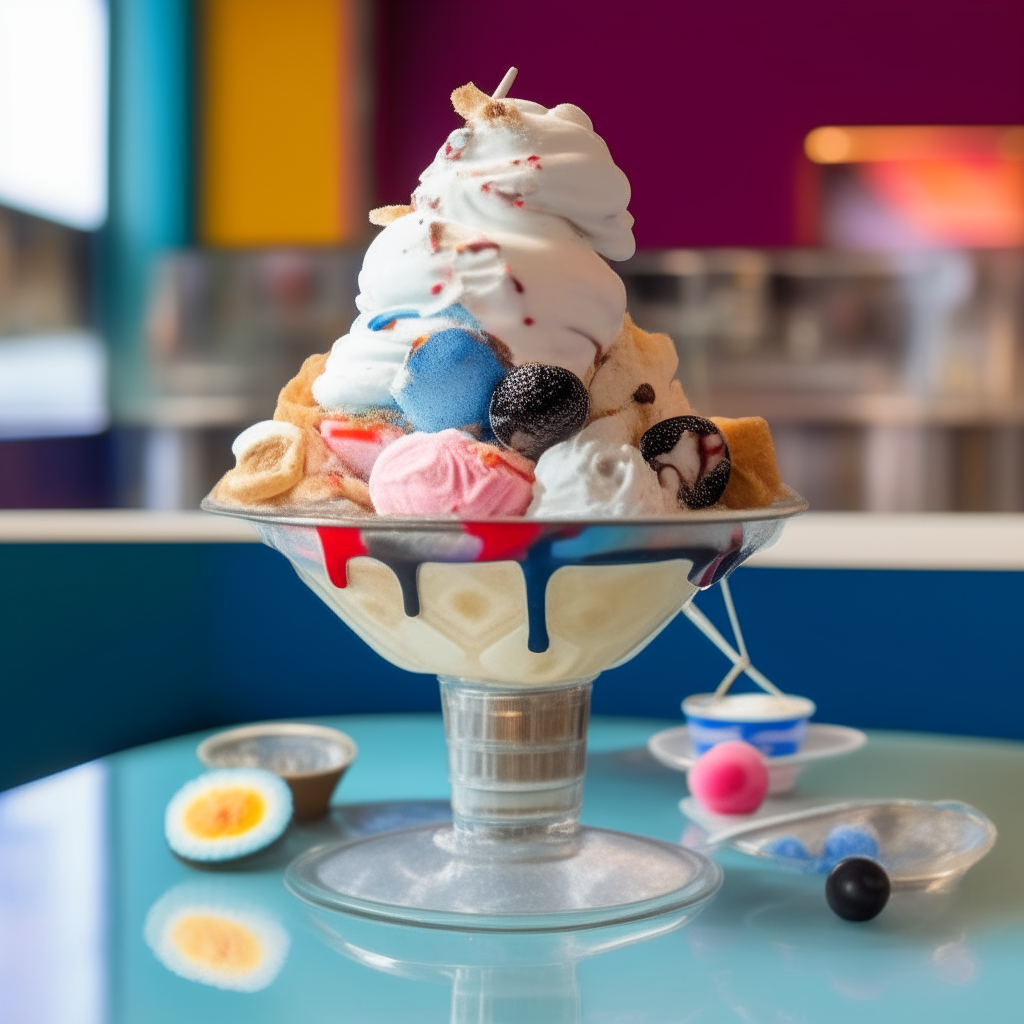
top-left (200, 0), bottom-right (362, 246)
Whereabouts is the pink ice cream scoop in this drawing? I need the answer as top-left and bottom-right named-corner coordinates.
top-left (369, 429), bottom-right (535, 517)
top-left (320, 418), bottom-right (405, 480)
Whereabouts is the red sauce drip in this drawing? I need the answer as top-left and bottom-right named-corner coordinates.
top-left (464, 522), bottom-right (542, 562)
top-left (523, 317), bottom-right (534, 325)
top-left (430, 283), bottom-right (443, 294)
top-left (510, 276), bottom-right (524, 293)
top-left (317, 527), bottom-right (368, 588)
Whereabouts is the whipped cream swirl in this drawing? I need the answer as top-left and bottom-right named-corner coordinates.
top-left (315, 87), bottom-right (635, 409)
top-left (528, 425), bottom-right (675, 518)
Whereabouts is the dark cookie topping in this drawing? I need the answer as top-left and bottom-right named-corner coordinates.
top-left (639, 415), bottom-right (731, 510)
top-left (489, 363), bottom-right (590, 462)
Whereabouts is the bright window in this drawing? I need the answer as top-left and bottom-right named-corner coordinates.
top-left (0, 0), bottom-right (109, 230)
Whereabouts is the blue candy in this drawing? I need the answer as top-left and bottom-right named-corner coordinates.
top-left (392, 326), bottom-right (508, 434)
top-left (821, 825), bottom-right (879, 870)
top-left (763, 835), bottom-right (813, 862)
top-left (367, 309), bottom-right (419, 331)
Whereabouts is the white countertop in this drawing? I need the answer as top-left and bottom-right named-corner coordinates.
top-left (745, 512), bottom-right (1024, 570)
top-left (0, 510), bottom-right (1022, 570)
top-left (0, 510), bottom-right (258, 543)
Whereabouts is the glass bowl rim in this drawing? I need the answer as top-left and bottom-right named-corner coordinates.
top-left (200, 493), bottom-right (808, 531)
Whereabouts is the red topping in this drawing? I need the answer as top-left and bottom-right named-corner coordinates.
top-left (318, 527), bottom-right (368, 588)
top-left (458, 240), bottom-right (501, 254)
top-left (481, 181), bottom-right (525, 206)
top-left (510, 276), bottom-right (524, 293)
top-left (523, 317), bottom-right (534, 325)
top-left (430, 283), bottom-right (443, 294)
top-left (464, 522), bottom-right (542, 562)
top-left (322, 426), bottom-right (381, 441)
top-left (526, 155), bottom-right (541, 167)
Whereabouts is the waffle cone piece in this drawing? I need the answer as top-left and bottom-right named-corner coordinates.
top-left (711, 416), bottom-right (786, 509)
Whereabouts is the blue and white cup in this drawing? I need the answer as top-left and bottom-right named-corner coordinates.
top-left (682, 693), bottom-right (816, 757)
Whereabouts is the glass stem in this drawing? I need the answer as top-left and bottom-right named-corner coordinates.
top-left (439, 676), bottom-right (594, 854)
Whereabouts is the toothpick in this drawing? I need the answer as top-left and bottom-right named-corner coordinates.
top-left (681, 580), bottom-right (785, 698)
top-left (492, 67), bottom-right (518, 100)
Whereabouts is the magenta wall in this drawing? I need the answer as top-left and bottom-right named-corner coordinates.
top-left (374, 0), bottom-right (1024, 248)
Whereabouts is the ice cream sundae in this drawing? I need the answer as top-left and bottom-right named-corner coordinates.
top-left (212, 75), bottom-right (787, 519)
top-left (203, 74), bottom-right (806, 930)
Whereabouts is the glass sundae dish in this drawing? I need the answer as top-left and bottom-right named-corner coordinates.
top-left (203, 70), bottom-right (805, 929)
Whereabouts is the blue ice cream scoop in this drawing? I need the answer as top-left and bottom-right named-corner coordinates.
top-left (391, 321), bottom-right (510, 435)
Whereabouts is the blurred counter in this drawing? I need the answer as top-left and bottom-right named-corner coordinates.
top-left (621, 249), bottom-right (1024, 512)
top-left (2, 510), bottom-right (1023, 570)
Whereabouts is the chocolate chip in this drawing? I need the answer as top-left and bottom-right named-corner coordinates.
top-left (489, 364), bottom-right (590, 461)
top-left (632, 383), bottom-right (656, 404)
top-left (639, 415), bottom-right (731, 510)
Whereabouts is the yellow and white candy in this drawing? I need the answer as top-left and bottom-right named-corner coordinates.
top-left (145, 883), bottom-right (290, 992)
top-left (164, 769), bottom-right (292, 862)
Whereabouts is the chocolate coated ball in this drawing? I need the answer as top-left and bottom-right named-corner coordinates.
top-left (825, 857), bottom-right (890, 922)
top-left (639, 415), bottom-right (731, 509)
top-left (489, 364), bottom-right (589, 461)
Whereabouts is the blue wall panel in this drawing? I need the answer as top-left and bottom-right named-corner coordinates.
top-left (2, 542), bottom-right (1021, 789)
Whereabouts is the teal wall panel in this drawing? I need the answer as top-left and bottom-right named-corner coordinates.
top-left (104, 0), bottom-right (193, 420)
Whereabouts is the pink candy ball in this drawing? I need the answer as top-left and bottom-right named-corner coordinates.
top-left (688, 740), bottom-right (769, 815)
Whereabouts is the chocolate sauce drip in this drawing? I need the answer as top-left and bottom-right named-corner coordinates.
top-left (519, 540), bottom-right (557, 653)
top-left (391, 561), bottom-right (423, 617)
top-left (361, 536), bottom-right (429, 617)
top-left (323, 525), bottom-right (746, 656)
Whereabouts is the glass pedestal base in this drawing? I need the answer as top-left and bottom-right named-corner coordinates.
top-left (285, 675), bottom-right (722, 931)
top-left (286, 821), bottom-right (721, 930)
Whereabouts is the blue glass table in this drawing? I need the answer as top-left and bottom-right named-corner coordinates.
top-left (2, 715), bottom-right (1022, 1022)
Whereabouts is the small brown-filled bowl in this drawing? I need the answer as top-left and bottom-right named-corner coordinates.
top-left (197, 723), bottom-right (357, 821)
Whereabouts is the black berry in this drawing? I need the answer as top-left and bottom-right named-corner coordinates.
top-left (825, 857), bottom-right (890, 922)
top-left (489, 364), bottom-right (589, 461)
top-left (639, 415), bottom-right (731, 510)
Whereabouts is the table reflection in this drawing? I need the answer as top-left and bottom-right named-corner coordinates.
top-left (305, 903), bottom-right (699, 1024)
top-left (0, 762), bottom-right (107, 1024)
